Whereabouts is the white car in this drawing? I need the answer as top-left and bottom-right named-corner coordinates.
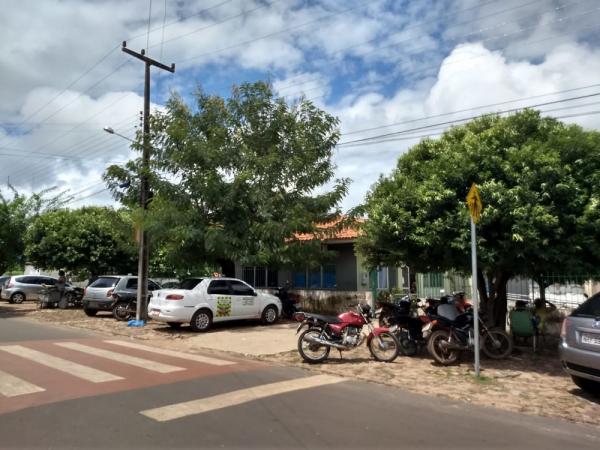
top-left (148, 277), bottom-right (282, 331)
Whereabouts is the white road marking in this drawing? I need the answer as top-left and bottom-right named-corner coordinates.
top-left (55, 342), bottom-right (185, 374)
top-left (104, 340), bottom-right (236, 366)
top-left (0, 345), bottom-right (123, 383)
top-left (0, 369), bottom-right (45, 397)
top-left (141, 374), bottom-right (345, 422)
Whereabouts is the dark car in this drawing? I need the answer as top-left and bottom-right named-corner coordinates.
top-left (560, 293), bottom-right (600, 396)
top-left (110, 277), bottom-right (161, 320)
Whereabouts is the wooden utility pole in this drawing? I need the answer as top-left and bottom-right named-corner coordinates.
top-left (121, 41), bottom-right (175, 323)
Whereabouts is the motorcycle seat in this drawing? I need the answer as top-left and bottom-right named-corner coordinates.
top-left (304, 313), bottom-right (342, 324)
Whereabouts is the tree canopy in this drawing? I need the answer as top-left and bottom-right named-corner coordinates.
top-left (357, 110), bottom-right (600, 325)
top-left (105, 81), bottom-right (349, 273)
top-left (25, 206), bottom-right (137, 278)
top-left (0, 187), bottom-right (66, 275)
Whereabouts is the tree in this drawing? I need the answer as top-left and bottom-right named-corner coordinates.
top-left (0, 187), bottom-right (66, 275)
top-left (25, 207), bottom-right (137, 279)
top-left (105, 81), bottom-right (349, 273)
top-left (357, 110), bottom-right (600, 326)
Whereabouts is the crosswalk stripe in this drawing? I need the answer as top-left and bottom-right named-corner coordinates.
top-left (55, 342), bottom-right (185, 374)
top-left (0, 345), bottom-right (123, 383)
top-left (140, 374), bottom-right (344, 422)
top-left (0, 369), bottom-right (45, 397)
top-left (104, 340), bottom-right (236, 366)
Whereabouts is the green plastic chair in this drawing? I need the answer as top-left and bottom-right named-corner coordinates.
top-left (509, 309), bottom-right (537, 352)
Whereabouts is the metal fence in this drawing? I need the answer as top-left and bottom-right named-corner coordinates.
top-left (416, 272), bottom-right (600, 311)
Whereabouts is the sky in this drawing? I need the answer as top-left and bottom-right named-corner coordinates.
top-left (1, 0), bottom-right (600, 211)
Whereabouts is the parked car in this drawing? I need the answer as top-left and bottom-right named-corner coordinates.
top-left (148, 277), bottom-right (282, 331)
top-left (82, 275), bottom-right (160, 317)
top-left (110, 277), bottom-right (162, 320)
top-left (560, 293), bottom-right (600, 396)
top-left (1, 275), bottom-right (81, 304)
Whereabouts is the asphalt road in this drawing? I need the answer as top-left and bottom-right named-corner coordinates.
top-left (0, 316), bottom-right (599, 449)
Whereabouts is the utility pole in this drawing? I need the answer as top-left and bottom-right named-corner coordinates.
top-left (121, 41), bottom-right (175, 324)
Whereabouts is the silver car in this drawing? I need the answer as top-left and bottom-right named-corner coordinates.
top-left (82, 275), bottom-right (124, 316)
top-left (1, 275), bottom-right (74, 304)
top-left (560, 293), bottom-right (600, 395)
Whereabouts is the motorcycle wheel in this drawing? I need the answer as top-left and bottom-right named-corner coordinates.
top-left (398, 332), bottom-right (418, 357)
top-left (368, 331), bottom-right (400, 362)
top-left (482, 329), bottom-right (513, 359)
top-left (112, 302), bottom-right (131, 321)
top-left (427, 329), bottom-right (460, 365)
top-left (297, 328), bottom-right (330, 364)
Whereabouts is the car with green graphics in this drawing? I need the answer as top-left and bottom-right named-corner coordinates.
top-left (148, 277), bottom-right (282, 331)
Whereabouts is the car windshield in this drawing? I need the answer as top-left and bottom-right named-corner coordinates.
top-left (89, 277), bottom-right (119, 288)
top-left (179, 278), bottom-right (203, 290)
top-left (572, 294), bottom-right (600, 318)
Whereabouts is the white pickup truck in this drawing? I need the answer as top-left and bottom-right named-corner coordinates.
top-left (148, 277), bottom-right (282, 332)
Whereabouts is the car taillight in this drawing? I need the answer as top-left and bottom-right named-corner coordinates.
top-left (560, 318), bottom-right (569, 338)
top-left (83, 287), bottom-right (87, 297)
top-left (166, 294), bottom-right (184, 300)
top-left (107, 289), bottom-right (114, 297)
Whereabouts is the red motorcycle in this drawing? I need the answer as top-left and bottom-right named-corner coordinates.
top-left (294, 303), bottom-right (401, 363)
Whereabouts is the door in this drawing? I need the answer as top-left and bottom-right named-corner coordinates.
top-left (206, 279), bottom-right (232, 321)
top-left (229, 280), bottom-right (259, 318)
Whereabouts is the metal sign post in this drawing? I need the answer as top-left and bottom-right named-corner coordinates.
top-left (466, 183), bottom-right (482, 377)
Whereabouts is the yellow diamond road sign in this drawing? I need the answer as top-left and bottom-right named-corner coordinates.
top-left (466, 183), bottom-right (482, 223)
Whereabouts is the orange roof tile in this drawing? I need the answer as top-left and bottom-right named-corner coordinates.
top-left (294, 217), bottom-right (364, 242)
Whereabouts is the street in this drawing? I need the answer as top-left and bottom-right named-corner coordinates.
top-left (0, 317), bottom-right (598, 449)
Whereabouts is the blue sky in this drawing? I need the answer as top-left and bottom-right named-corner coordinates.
top-left (1, 0), bottom-right (600, 209)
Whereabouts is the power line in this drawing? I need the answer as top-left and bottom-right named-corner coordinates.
top-left (336, 92), bottom-right (600, 147)
top-left (340, 82), bottom-right (600, 138)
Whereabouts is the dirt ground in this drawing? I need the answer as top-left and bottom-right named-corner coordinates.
top-left (2, 302), bottom-right (599, 427)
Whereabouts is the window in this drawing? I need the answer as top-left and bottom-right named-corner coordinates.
top-left (293, 270), bottom-right (306, 288)
top-left (43, 278), bottom-right (56, 285)
top-left (377, 268), bottom-right (388, 289)
top-left (573, 293), bottom-right (600, 317)
top-left (293, 266), bottom-right (337, 289)
top-left (126, 278), bottom-right (138, 289)
top-left (89, 277), bottom-right (119, 288)
top-left (242, 267), bottom-right (278, 288)
top-left (323, 264), bottom-right (336, 289)
top-left (230, 280), bottom-right (254, 296)
top-left (207, 280), bottom-right (230, 295)
top-left (148, 281), bottom-right (160, 291)
top-left (179, 278), bottom-right (203, 290)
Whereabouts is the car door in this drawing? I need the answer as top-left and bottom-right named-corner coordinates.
top-left (229, 280), bottom-right (259, 318)
top-left (25, 276), bottom-right (46, 300)
top-left (206, 279), bottom-right (232, 321)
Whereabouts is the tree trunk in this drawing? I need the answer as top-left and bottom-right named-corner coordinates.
top-left (479, 271), bottom-right (511, 328)
top-left (535, 276), bottom-right (547, 302)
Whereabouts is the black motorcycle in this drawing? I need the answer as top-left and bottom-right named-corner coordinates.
top-left (275, 285), bottom-right (299, 319)
top-left (378, 297), bottom-right (425, 356)
top-left (427, 309), bottom-right (513, 365)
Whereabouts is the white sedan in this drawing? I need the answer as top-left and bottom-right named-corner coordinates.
top-left (148, 277), bottom-right (282, 331)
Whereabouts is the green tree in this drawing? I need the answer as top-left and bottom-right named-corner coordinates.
top-left (25, 207), bottom-right (137, 279)
top-left (357, 110), bottom-right (600, 326)
top-left (0, 187), bottom-right (66, 275)
top-left (105, 81), bottom-right (348, 273)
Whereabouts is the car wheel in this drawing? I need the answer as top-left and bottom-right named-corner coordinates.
top-left (167, 322), bottom-right (182, 329)
top-left (190, 309), bottom-right (212, 332)
top-left (10, 293), bottom-right (25, 304)
top-left (261, 305), bottom-right (278, 325)
top-left (83, 308), bottom-right (98, 317)
top-left (572, 375), bottom-right (600, 396)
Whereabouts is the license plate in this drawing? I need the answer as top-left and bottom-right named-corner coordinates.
top-left (581, 333), bottom-right (600, 346)
top-left (150, 309), bottom-right (160, 316)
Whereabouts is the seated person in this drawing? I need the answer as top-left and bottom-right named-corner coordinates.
top-left (532, 298), bottom-right (557, 334)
